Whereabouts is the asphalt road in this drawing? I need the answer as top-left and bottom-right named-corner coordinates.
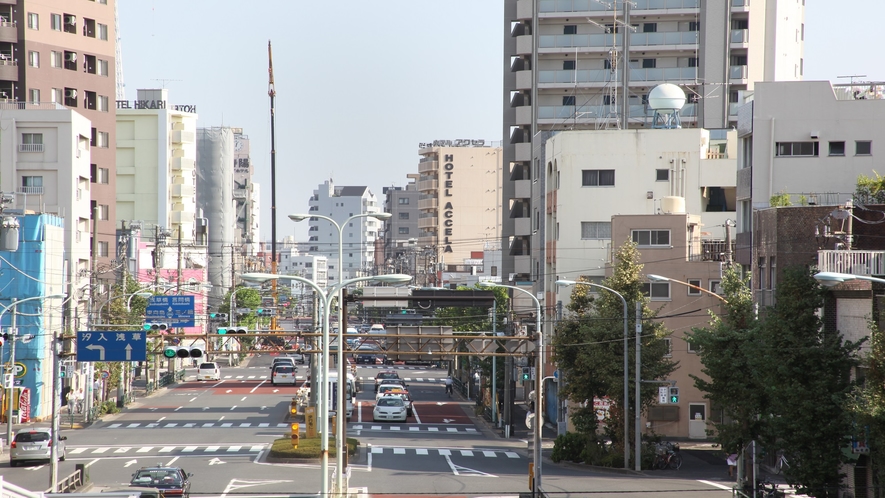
top-left (1, 354), bottom-right (744, 497)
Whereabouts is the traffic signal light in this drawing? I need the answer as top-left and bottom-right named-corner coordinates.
top-left (291, 423), bottom-right (300, 448)
top-left (176, 346), bottom-right (203, 359)
top-left (210, 313), bottom-right (228, 321)
top-left (0, 332), bottom-right (6, 347)
top-left (60, 364), bottom-right (70, 378)
top-left (669, 387), bottom-right (679, 404)
top-left (163, 346), bottom-right (178, 358)
top-left (143, 322), bottom-right (169, 332)
top-left (521, 367), bottom-right (530, 381)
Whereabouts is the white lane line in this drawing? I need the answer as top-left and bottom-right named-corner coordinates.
top-left (250, 379), bottom-right (267, 393)
top-left (92, 448), bottom-right (109, 454)
top-left (173, 406), bottom-right (182, 412)
top-left (107, 423), bottom-right (121, 428)
top-left (482, 451), bottom-right (496, 458)
top-left (227, 445), bottom-right (241, 452)
top-left (239, 423), bottom-right (251, 427)
top-left (189, 397), bottom-right (197, 402)
top-left (164, 423), bottom-right (177, 428)
top-left (445, 455), bottom-right (460, 476)
top-left (371, 425), bottom-right (382, 430)
top-left (127, 423), bottom-right (141, 428)
top-left (236, 375), bottom-right (244, 379)
top-left (70, 448), bottom-right (88, 454)
top-left (241, 396), bottom-right (247, 401)
top-left (203, 423), bottom-right (215, 427)
top-left (230, 405), bottom-right (237, 411)
top-left (249, 445), bottom-right (263, 452)
top-left (182, 446), bottom-right (197, 453)
top-left (698, 480), bottom-right (734, 491)
top-left (183, 423), bottom-right (195, 428)
top-left (466, 428), bottom-right (478, 432)
top-left (205, 446), bottom-right (220, 452)
top-left (165, 456), bottom-right (179, 466)
top-left (159, 446), bottom-right (175, 453)
top-left (258, 423), bottom-right (269, 428)
top-left (357, 401), bottom-right (363, 423)
top-left (428, 427), bottom-right (439, 432)
top-left (413, 405), bottom-right (422, 424)
top-left (157, 416), bottom-right (166, 422)
top-left (505, 451), bottom-right (519, 459)
top-left (371, 447), bottom-right (383, 454)
top-left (438, 449), bottom-right (451, 456)
top-left (409, 427), bottom-right (420, 431)
top-left (146, 423), bottom-right (159, 428)
top-left (416, 448), bottom-right (429, 455)
top-left (137, 447), bottom-right (153, 453)
top-left (390, 426), bottom-right (401, 431)
top-left (446, 428), bottom-right (457, 432)
top-left (221, 423), bottom-right (233, 428)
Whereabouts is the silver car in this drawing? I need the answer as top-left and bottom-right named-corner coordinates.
top-left (10, 428), bottom-right (66, 466)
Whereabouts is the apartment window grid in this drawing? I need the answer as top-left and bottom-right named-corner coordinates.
top-left (656, 169), bottom-right (669, 181)
top-left (581, 169), bottom-right (615, 187)
top-left (829, 141), bottom-right (845, 156)
top-left (27, 13), bottom-right (38, 30)
top-left (97, 23), bottom-right (108, 40)
top-left (50, 51), bottom-right (61, 68)
top-left (398, 212), bottom-right (409, 220)
top-left (687, 336), bottom-right (700, 353)
top-left (663, 338), bottom-right (672, 357)
top-left (97, 59), bottom-right (108, 76)
top-left (710, 279), bottom-right (722, 295)
top-left (51, 14), bottom-right (62, 31)
top-left (776, 141), bottom-right (819, 157)
top-left (98, 95), bottom-right (108, 112)
top-left (28, 51), bottom-right (39, 68)
top-left (398, 227), bottom-right (409, 235)
top-left (641, 282), bottom-right (670, 300)
top-left (632, 229), bottom-right (670, 247)
top-left (96, 241), bottom-right (109, 258)
top-left (856, 141), bottom-right (872, 156)
top-left (20, 133), bottom-right (43, 153)
top-left (51, 88), bottom-right (63, 103)
top-left (95, 204), bottom-right (109, 220)
top-left (21, 176), bottom-right (43, 194)
top-left (687, 278), bottom-right (702, 296)
top-left (398, 198), bottom-right (409, 205)
top-left (28, 89), bottom-right (40, 103)
top-left (580, 221), bottom-right (611, 240)
top-left (97, 131), bottom-right (109, 148)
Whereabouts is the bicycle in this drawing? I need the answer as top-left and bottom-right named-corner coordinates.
top-left (773, 450), bottom-right (789, 475)
top-left (652, 441), bottom-right (682, 470)
top-left (445, 383), bottom-right (453, 397)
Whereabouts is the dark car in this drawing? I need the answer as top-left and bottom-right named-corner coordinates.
top-left (374, 370), bottom-right (400, 393)
top-left (130, 465), bottom-right (193, 497)
top-left (355, 343), bottom-right (385, 365)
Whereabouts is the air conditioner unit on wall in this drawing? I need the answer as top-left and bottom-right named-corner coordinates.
top-left (64, 15), bottom-right (76, 25)
top-left (64, 52), bottom-right (77, 62)
top-left (65, 89), bottom-right (77, 99)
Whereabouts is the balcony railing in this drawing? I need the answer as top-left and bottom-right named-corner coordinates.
top-left (818, 250), bottom-right (885, 276)
top-left (539, 31), bottom-right (697, 50)
top-left (689, 239), bottom-right (735, 262)
top-left (18, 186), bottom-right (44, 195)
top-left (18, 143), bottom-right (44, 152)
top-left (539, 67), bottom-right (697, 85)
top-left (540, 0), bottom-right (700, 13)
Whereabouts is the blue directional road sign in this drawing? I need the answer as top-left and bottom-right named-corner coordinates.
top-left (145, 295), bottom-right (195, 327)
top-left (77, 331), bottom-right (147, 362)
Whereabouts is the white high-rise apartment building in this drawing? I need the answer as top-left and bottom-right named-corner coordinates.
top-left (307, 179), bottom-right (384, 283)
top-left (501, 0), bottom-right (804, 283)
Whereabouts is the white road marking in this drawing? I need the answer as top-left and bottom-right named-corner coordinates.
top-left (70, 448), bottom-right (88, 454)
top-left (236, 375), bottom-right (244, 379)
top-left (203, 423), bottom-right (215, 427)
top-left (174, 406), bottom-right (183, 411)
top-left (127, 423), bottom-right (141, 428)
top-left (250, 445), bottom-right (263, 452)
top-left (189, 397), bottom-right (197, 402)
top-left (241, 396), bottom-right (247, 401)
top-left (159, 446), bottom-right (175, 453)
top-left (137, 447), bottom-right (153, 453)
top-left (209, 457), bottom-right (226, 465)
top-left (164, 423), bottom-right (177, 428)
top-left (157, 416), bottom-right (166, 422)
top-left (250, 379), bottom-right (267, 393)
top-left (413, 405), bottom-right (422, 424)
top-left (371, 425), bottom-right (382, 430)
top-left (482, 451), bottom-right (496, 458)
top-left (505, 452), bottom-right (519, 458)
top-left (445, 455), bottom-right (460, 475)
top-left (438, 449), bottom-right (451, 456)
top-left (239, 423), bottom-right (251, 427)
top-left (428, 427), bottom-right (439, 432)
top-left (114, 447), bottom-right (131, 454)
top-left (182, 446), bottom-right (197, 452)
top-left (390, 426), bottom-right (401, 431)
top-left (409, 427), bottom-right (420, 431)
top-left (698, 480), bottom-right (734, 491)
top-left (416, 448), bottom-right (428, 455)
top-left (146, 423), bottom-right (159, 428)
top-left (393, 448), bottom-right (406, 454)
top-left (446, 428), bottom-right (457, 432)
top-left (183, 423), bottom-right (195, 427)
top-left (460, 450), bottom-right (474, 457)
top-left (221, 422), bottom-right (233, 427)
top-left (258, 423), bottom-right (269, 427)
top-left (371, 447), bottom-right (383, 454)
top-left (107, 423), bottom-right (121, 428)
top-left (206, 446), bottom-right (220, 452)
top-left (231, 405), bottom-right (237, 411)
top-left (124, 459), bottom-right (137, 467)
top-left (92, 447), bottom-right (109, 454)
top-left (227, 445), bottom-right (241, 452)
top-left (165, 456), bottom-right (179, 466)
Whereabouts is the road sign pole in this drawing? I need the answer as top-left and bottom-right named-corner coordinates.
top-left (5, 299), bottom-right (16, 447)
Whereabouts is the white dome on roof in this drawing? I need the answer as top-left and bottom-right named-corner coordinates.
top-left (648, 84), bottom-right (686, 111)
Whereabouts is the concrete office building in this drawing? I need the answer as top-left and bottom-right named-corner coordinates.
top-left (233, 129), bottom-right (260, 259)
top-left (382, 176), bottom-right (420, 272)
top-left (196, 127), bottom-right (235, 306)
top-left (545, 128), bottom-right (736, 309)
top-left (416, 141), bottom-right (502, 279)
top-left (0, 0), bottom-right (119, 277)
top-left (735, 80), bottom-right (885, 273)
top-left (116, 88), bottom-right (199, 241)
top-left (501, 0), bottom-right (804, 288)
top-left (306, 179), bottom-right (384, 283)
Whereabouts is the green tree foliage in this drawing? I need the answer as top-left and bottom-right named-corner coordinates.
top-left (551, 242), bottom-right (677, 467)
top-left (430, 285), bottom-right (509, 333)
top-left (750, 266), bottom-right (861, 497)
top-left (855, 170), bottom-right (885, 204)
top-left (220, 287), bottom-right (262, 328)
top-left (846, 320), bottom-right (885, 495)
top-left (687, 265), bottom-right (764, 458)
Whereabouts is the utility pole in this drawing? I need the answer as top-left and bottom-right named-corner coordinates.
top-left (5, 299), bottom-right (16, 447)
top-left (86, 205), bottom-right (99, 422)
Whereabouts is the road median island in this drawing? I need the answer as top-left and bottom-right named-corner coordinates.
top-left (267, 436), bottom-right (360, 460)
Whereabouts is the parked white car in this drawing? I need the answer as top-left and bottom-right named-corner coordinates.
top-left (197, 362), bottom-right (221, 381)
top-left (10, 428), bottom-right (66, 467)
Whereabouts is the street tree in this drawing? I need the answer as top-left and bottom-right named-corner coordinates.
top-left (846, 319), bottom-right (885, 497)
top-left (552, 241), bottom-right (676, 467)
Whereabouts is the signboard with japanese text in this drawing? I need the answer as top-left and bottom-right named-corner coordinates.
top-left (76, 331), bottom-right (147, 362)
top-left (145, 295), bottom-right (195, 327)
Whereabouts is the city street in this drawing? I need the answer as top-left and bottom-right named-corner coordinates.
top-left (2, 354), bottom-right (740, 497)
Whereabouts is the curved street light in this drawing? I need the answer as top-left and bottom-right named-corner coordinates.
top-left (813, 271), bottom-right (885, 286)
top-left (241, 271), bottom-right (411, 496)
top-left (477, 281), bottom-right (544, 494)
top-left (555, 279), bottom-right (631, 470)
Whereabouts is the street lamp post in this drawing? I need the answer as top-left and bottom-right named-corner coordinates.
top-left (1, 294), bottom-right (65, 452)
top-left (555, 280), bottom-right (630, 470)
top-left (478, 281), bottom-right (543, 496)
top-left (241, 271), bottom-right (410, 497)
top-left (813, 271), bottom-right (885, 286)
top-left (289, 211), bottom-right (392, 497)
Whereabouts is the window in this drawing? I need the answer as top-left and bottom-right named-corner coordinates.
top-left (97, 59), bottom-right (109, 76)
top-left (51, 88), bottom-right (63, 103)
top-left (28, 89), bottom-right (40, 103)
top-left (582, 169), bottom-right (615, 186)
top-left (98, 95), bottom-right (108, 112)
top-left (51, 14), bottom-right (62, 31)
top-left (27, 13), bottom-right (38, 30)
top-left (398, 212), bottom-right (409, 220)
top-left (563, 25), bottom-right (577, 35)
top-left (776, 141), bottom-right (819, 157)
top-left (828, 141), bottom-right (845, 156)
top-left (398, 198), bottom-right (409, 205)
top-left (710, 279), bottom-right (722, 294)
top-left (90, 165), bottom-right (108, 184)
top-left (603, 94), bottom-right (615, 105)
top-left (20, 133), bottom-right (43, 152)
top-left (50, 51), bottom-right (62, 68)
top-left (581, 221), bottom-right (611, 240)
top-left (687, 337), bottom-right (700, 353)
top-left (730, 54), bottom-right (748, 66)
top-left (641, 282), bottom-right (671, 300)
top-left (562, 96), bottom-right (575, 106)
top-left (663, 338), bottom-right (672, 357)
top-left (97, 23), bottom-right (108, 40)
top-left (643, 23), bottom-right (657, 33)
top-left (642, 58), bottom-right (656, 69)
top-left (21, 176), bottom-right (43, 194)
top-left (96, 241), bottom-right (109, 258)
top-left (632, 229), bottom-right (670, 247)
top-left (656, 169), bottom-right (669, 181)
top-left (97, 131), bottom-right (109, 148)
top-left (398, 227), bottom-right (409, 235)
top-left (563, 60), bottom-right (576, 70)
top-left (28, 51), bottom-right (39, 68)
top-left (689, 21), bottom-right (700, 31)
top-left (731, 19), bottom-right (748, 30)
top-left (856, 141), bottom-right (872, 156)
top-left (96, 204), bottom-right (109, 220)
top-left (687, 278), bottom-right (702, 296)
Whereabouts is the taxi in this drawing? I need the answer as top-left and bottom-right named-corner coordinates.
top-left (381, 388), bottom-right (413, 417)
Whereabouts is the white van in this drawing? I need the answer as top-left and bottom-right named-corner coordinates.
top-left (325, 372), bottom-right (354, 420)
top-left (197, 362), bottom-right (220, 381)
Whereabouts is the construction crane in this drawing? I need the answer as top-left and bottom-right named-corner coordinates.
top-left (268, 40), bottom-right (279, 332)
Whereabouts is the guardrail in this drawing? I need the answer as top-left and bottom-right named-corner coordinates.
top-left (53, 463), bottom-right (87, 493)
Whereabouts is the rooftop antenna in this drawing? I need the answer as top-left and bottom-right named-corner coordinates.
top-left (151, 78), bottom-right (181, 89)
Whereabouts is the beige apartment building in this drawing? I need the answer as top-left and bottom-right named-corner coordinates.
top-left (416, 141), bottom-right (502, 276)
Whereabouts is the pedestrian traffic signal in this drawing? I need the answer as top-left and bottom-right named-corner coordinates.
top-left (669, 387), bottom-right (679, 404)
top-left (521, 367), bottom-right (530, 381)
top-left (143, 322), bottom-right (169, 332)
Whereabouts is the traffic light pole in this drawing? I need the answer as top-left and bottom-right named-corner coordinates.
top-left (5, 300), bottom-right (16, 447)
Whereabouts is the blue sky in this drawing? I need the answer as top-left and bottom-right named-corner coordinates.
top-left (118, 1), bottom-right (882, 242)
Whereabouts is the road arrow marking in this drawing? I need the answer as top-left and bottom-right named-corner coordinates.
top-left (209, 457), bottom-right (226, 465)
top-left (124, 460), bottom-right (137, 468)
top-left (202, 407), bottom-right (210, 411)
top-left (226, 389), bottom-right (232, 393)
top-left (85, 344), bottom-right (105, 360)
top-left (25, 465), bottom-right (46, 471)
top-left (445, 455), bottom-right (496, 478)
top-left (436, 402), bottom-right (447, 406)
top-left (125, 344), bottom-right (132, 360)
top-left (260, 406), bottom-right (267, 410)
top-left (443, 418), bottom-right (455, 423)
top-left (273, 389), bottom-right (279, 393)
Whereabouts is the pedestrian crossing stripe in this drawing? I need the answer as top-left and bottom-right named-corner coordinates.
top-left (103, 422), bottom-right (479, 432)
top-left (368, 447), bottom-right (520, 458)
top-left (68, 445), bottom-right (265, 455)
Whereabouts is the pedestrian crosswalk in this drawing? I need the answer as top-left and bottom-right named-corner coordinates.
top-left (101, 421), bottom-right (478, 433)
top-left (68, 444), bottom-right (266, 456)
top-left (187, 374), bottom-right (444, 383)
top-left (354, 424), bottom-right (478, 434)
top-left (369, 447), bottom-right (520, 459)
